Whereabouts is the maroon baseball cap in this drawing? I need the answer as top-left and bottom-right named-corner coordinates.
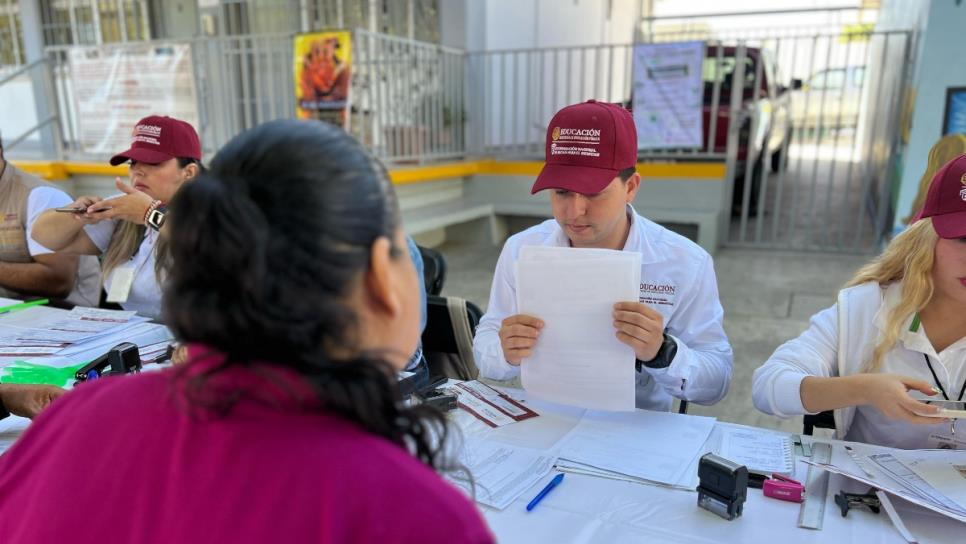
top-left (916, 154), bottom-right (966, 238)
top-left (531, 100), bottom-right (638, 195)
top-left (109, 115), bottom-right (201, 166)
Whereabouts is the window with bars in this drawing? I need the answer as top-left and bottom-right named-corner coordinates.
top-left (3, 0), bottom-right (440, 64)
top-left (0, 0), bottom-right (24, 66)
top-left (39, 0), bottom-right (150, 46)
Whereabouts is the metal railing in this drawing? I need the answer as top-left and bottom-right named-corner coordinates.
top-left (192, 32), bottom-right (296, 156)
top-left (353, 28), bottom-right (466, 162)
top-left (0, 58), bottom-right (61, 157)
top-left (467, 41), bottom-right (744, 160)
top-left (32, 29), bottom-right (467, 164)
top-left (2, 25), bottom-right (914, 254)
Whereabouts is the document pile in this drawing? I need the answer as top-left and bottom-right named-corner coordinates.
top-left (515, 246), bottom-right (641, 411)
top-left (449, 380), bottom-right (540, 428)
top-left (555, 409), bottom-right (717, 489)
top-left (807, 443), bottom-right (966, 523)
top-left (711, 424), bottom-right (795, 476)
top-left (449, 436), bottom-right (558, 510)
top-left (0, 303), bottom-right (172, 372)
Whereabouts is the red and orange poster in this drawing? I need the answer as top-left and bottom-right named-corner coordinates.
top-left (294, 31), bottom-right (352, 127)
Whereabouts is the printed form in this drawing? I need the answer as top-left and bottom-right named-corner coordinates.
top-left (516, 246), bottom-right (640, 411)
top-left (450, 436), bottom-right (558, 510)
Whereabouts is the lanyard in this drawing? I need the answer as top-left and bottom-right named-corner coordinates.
top-left (922, 353), bottom-right (966, 402)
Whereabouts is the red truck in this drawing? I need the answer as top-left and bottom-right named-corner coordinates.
top-left (703, 46), bottom-right (801, 214)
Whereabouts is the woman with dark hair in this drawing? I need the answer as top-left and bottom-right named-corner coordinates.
top-left (33, 115), bottom-right (202, 319)
top-left (0, 119), bottom-right (493, 543)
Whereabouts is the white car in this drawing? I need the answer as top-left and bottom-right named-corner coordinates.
top-left (790, 66), bottom-right (865, 132)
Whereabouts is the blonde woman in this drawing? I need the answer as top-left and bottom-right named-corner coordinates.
top-left (753, 155), bottom-right (966, 449)
top-left (33, 116), bottom-right (201, 319)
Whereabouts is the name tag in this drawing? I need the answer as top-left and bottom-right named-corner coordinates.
top-left (106, 266), bottom-right (136, 303)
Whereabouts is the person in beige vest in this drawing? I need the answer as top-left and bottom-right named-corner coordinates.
top-left (0, 135), bottom-right (100, 306)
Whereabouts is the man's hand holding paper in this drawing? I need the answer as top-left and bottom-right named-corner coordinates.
top-left (499, 314), bottom-right (544, 365)
top-left (613, 301), bottom-right (664, 362)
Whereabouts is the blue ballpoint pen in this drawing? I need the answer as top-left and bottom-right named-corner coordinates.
top-left (526, 473), bottom-right (565, 512)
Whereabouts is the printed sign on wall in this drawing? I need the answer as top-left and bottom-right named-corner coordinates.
top-left (69, 44), bottom-right (199, 155)
top-left (632, 41), bottom-right (705, 149)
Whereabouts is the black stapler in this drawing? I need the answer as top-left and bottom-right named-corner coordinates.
top-left (74, 342), bottom-right (142, 382)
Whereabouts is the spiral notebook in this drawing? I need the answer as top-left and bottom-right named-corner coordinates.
top-left (719, 427), bottom-right (795, 475)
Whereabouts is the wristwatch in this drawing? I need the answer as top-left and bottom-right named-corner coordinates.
top-left (635, 333), bottom-right (678, 371)
top-left (146, 206), bottom-right (167, 232)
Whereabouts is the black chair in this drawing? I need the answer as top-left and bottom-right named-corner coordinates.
top-left (421, 294), bottom-right (483, 380)
top-left (421, 295), bottom-right (482, 353)
top-left (803, 410), bottom-right (836, 435)
top-left (418, 245), bottom-right (447, 296)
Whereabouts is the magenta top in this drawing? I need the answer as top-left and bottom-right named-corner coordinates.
top-left (0, 348), bottom-right (493, 544)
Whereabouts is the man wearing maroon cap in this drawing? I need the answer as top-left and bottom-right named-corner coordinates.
top-left (33, 115), bottom-right (202, 319)
top-left (473, 101), bottom-right (733, 411)
top-left (753, 154), bottom-right (966, 449)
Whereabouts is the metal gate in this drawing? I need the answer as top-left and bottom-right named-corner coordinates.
top-left (710, 30), bottom-right (914, 253)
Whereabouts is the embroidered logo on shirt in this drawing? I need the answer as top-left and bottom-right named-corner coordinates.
top-left (639, 282), bottom-right (677, 306)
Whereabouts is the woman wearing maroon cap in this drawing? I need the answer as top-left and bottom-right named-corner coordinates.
top-left (33, 115), bottom-right (202, 319)
top-left (753, 155), bottom-right (966, 449)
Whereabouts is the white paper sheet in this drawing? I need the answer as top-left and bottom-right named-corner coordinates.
top-left (803, 442), bottom-right (966, 524)
top-left (516, 246), bottom-right (640, 411)
top-left (558, 409), bottom-right (716, 487)
top-left (868, 453), bottom-right (966, 515)
top-left (450, 436), bottom-right (559, 510)
top-left (718, 427), bottom-right (794, 475)
top-left (0, 415), bottom-right (30, 455)
top-left (888, 449), bottom-right (966, 512)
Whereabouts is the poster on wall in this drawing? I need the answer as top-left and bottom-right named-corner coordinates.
top-left (69, 44), bottom-right (200, 155)
top-left (943, 87), bottom-right (966, 136)
top-left (294, 31), bottom-right (352, 128)
top-left (631, 41), bottom-right (705, 150)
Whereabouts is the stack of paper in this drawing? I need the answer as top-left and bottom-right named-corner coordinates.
top-left (448, 380), bottom-right (540, 428)
top-left (449, 436), bottom-right (559, 510)
top-left (515, 246), bottom-right (641, 411)
top-left (555, 409), bottom-right (716, 488)
top-left (717, 426), bottom-right (794, 475)
top-left (0, 304), bottom-right (173, 373)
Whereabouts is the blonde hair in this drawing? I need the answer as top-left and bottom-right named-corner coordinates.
top-left (102, 222), bottom-right (145, 280)
top-left (845, 219), bottom-right (938, 371)
top-left (101, 222), bottom-right (170, 290)
top-left (902, 134), bottom-right (966, 224)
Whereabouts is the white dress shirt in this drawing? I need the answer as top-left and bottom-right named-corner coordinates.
top-left (85, 218), bottom-right (162, 319)
top-left (473, 205), bottom-right (733, 411)
top-left (752, 281), bottom-right (966, 449)
top-left (25, 187), bottom-right (100, 307)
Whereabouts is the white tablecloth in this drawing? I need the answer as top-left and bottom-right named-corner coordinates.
top-left (452, 388), bottom-right (961, 544)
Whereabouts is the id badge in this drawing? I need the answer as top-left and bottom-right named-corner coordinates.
top-left (106, 266), bottom-right (136, 303)
top-left (926, 432), bottom-right (966, 450)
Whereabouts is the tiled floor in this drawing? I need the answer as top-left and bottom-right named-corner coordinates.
top-left (434, 240), bottom-right (870, 434)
